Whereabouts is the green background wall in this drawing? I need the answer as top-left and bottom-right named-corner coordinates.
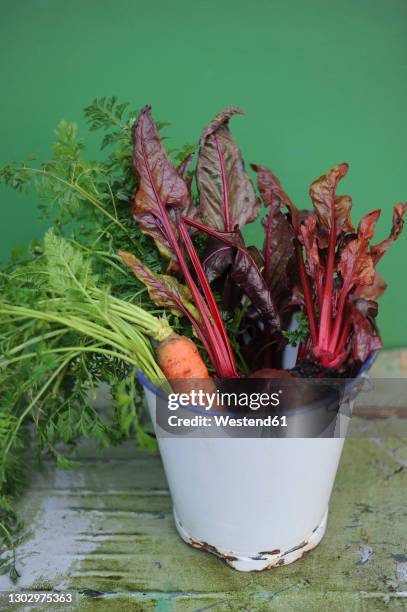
top-left (1, 0), bottom-right (406, 347)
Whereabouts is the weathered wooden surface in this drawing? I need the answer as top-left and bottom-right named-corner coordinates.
top-left (1, 350), bottom-right (406, 611)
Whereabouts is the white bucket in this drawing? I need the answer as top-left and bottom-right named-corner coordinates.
top-left (139, 356), bottom-right (374, 572)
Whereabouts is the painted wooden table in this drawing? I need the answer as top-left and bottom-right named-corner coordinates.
top-left (1, 350), bottom-right (406, 611)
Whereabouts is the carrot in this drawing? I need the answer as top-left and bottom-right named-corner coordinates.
top-left (156, 334), bottom-right (220, 407)
top-left (157, 334), bottom-right (210, 380)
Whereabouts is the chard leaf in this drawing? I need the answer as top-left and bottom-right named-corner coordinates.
top-left (340, 204), bottom-right (406, 296)
top-left (182, 217), bottom-right (280, 328)
top-left (371, 203), bottom-right (407, 264)
top-left (196, 108), bottom-right (258, 231)
top-left (201, 228), bottom-right (244, 284)
top-left (231, 247), bottom-right (280, 327)
top-left (298, 214), bottom-right (324, 304)
top-left (251, 163), bottom-right (301, 229)
top-left (261, 210), bottom-right (296, 293)
top-left (132, 106), bottom-right (188, 267)
top-left (355, 270), bottom-right (387, 300)
top-left (357, 209), bottom-right (381, 240)
top-left (251, 165), bottom-right (296, 294)
top-left (350, 204), bottom-right (406, 299)
top-left (202, 234), bottom-right (236, 283)
top-left (298, 214), bottom-right (320, 277)
top-left (343, 209), bottom-right (383, 300)
top-left (338, 237), bottom-right (375, 290)
top-left (351, 301), bottom-right (382, 362)
top-left (119, 251), bottom-right (198, 319)
top-left (309, 163), bottom-right (354, 248)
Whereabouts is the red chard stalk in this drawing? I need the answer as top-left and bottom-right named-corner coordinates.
top-left (126, 105), bottom-right (238, 378)
top-left (252, 162), bottom-right (406, 371)
top-left (251, 164), bottom-right (318, 345)
top-left (309, 163), bottom-right (354, 356)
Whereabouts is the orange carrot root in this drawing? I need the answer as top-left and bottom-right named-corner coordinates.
top-left (156, 334), bottom-right (209, 380)
top-left (156, 334), bottom-right (220, 406)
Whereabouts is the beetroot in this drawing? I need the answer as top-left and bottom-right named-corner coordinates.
top-left (250, 368), bottom-right (295, 379)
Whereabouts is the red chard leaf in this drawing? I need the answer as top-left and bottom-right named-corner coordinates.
top-left (357, 209), bottom-right (381, 240)
top-left (119, 251), bottom-right (198, 320)
top-left (132, 106), bottom-right (188, 267)
top-left (338, 238), bottom-right (375, 290)
top-left (354, 270), bottom-right (387, 300)
top-left (127, 105), bottom-right (406, 376)
top-left (261, 211), bottom-right (296, 295)
top-left (231, 247), bottom-right (280, 327)
top-left (371, 203), bottom-right (407, 264)
top-left (251, 164), bottom-right (297, 296)
top-left (351, 301), bottom-right (382, 362)
top-left (311, 164), bottom-right (353, 355)
top-left (183, 216), bottom-right (281, 329)
top-left (251, 164), bottom-right (302, 231)
top-left (252, 163), bottom-right (317, 342)
top-left (202, 231), bottom-right (242, 283)
top-left (309, 163), bottom-right (354, 248)
top-left (298, 214), bottom-right (324, 307)
top-left (197, 108), bottom-right (259, 231)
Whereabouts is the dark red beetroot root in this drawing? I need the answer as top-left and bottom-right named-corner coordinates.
top-left (250, 368), bottom-right (295, 378)
top-left (250, 368), bottom-right (331, 410)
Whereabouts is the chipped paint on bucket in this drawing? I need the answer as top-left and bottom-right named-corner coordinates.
top-left (139, 354), bottom-right (376, 572)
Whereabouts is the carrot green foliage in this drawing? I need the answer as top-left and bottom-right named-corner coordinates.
top-left (0, 97), bottom-right (194, 578)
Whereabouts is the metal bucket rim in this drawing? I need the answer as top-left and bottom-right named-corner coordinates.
top-left (137, 351), bottom-right (378, 416)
